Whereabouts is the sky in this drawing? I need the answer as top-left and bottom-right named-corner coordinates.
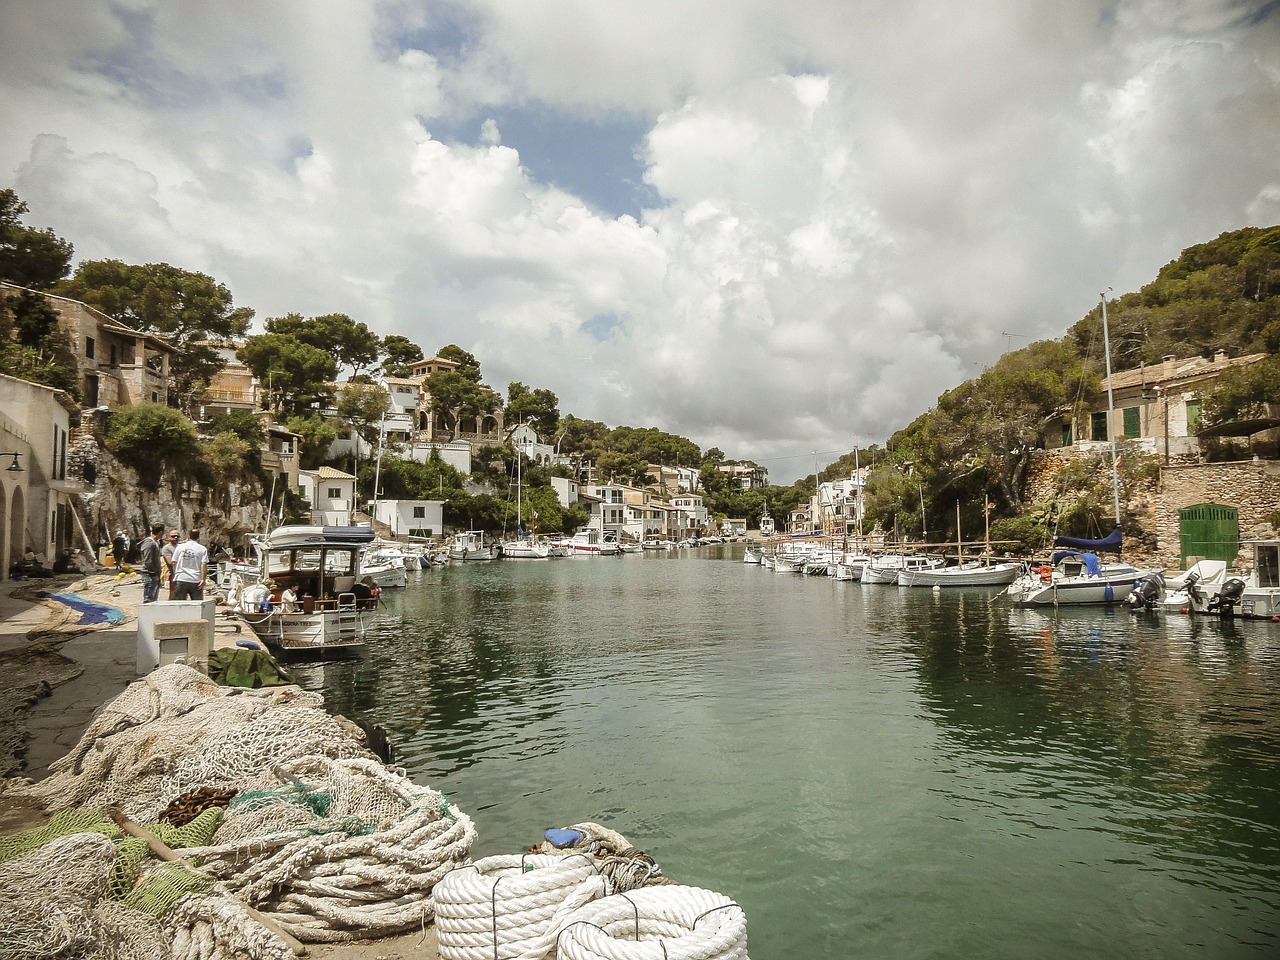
top-left (2, 1), bottom-right (1278, 483)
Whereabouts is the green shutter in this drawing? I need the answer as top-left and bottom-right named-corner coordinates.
top-left (1091, 411), bottom-right (1108, 441)
top-left (1123, 406), bottom-right (1140, 438)
top-left (1186, 399), bottom-right (1202, 435)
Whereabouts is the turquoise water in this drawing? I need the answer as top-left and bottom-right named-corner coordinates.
top-left (295, 547), bottom-right (1280, 959)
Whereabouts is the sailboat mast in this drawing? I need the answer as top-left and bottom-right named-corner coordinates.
top-left (1100, 289), bottom-right (1121, 526)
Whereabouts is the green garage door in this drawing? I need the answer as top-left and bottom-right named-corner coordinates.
top-left (1178, 503), bottom-right (1239, 566)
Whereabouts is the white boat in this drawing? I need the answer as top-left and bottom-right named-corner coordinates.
top-left (1138, 542), bottom-right (1280, 619)
top-left (863, 554), bottom-right (944, 584)
top-left (502, 538), bottom-right (551, 559)
top-left (1007, 546), bottom-right (1147, 605)
top-left (642, 538), bottom-right (675, 550)
top-left (232, 524), bottom-right (378, 659)
top-left (501, 454), bottom-right (549, 559)
top-left (560, 528), bottom-right (618, 555)
top-left (1009, 294), bottom-right (1152, 606)
top-left (833, 553), bottom-right (872, 582)
top-left (743, 544), bottom-right (762, 564)
top-left (899, 560), bottom-right (1022, 587)
top-left (449, 530), bottom-right (497, 561)
top-left (360, 545), bottom-right (410, 588)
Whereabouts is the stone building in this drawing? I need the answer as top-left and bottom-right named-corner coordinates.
top-left (0, 374), bottom-right (85, 579)
top-left (0, 281), bottom-right (177, 410)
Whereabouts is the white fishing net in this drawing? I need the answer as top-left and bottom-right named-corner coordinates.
top-left (2, 663), bottom-right (477, 957)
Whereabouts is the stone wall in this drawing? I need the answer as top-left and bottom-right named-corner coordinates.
top-left (1156, 460), bottom-right (1280, 567)
top-left (1025, 446), bottom-right (1278, 568)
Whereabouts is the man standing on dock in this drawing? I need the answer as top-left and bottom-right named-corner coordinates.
top-left (138, 523), bottom-right (164, 603)
top-left (171, 529), bottom-right (209, 601)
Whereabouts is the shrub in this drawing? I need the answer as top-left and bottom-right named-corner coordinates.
top-left (105, 403), bottom-right (200, 490)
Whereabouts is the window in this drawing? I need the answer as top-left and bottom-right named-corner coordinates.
top-left (1186, 399), bottom-right (1202, 435)
top-left (1091, 411), bottom-right (1108, 441)
top-left (1061, 423), bottom-right (1073, 446)
top-left (110, 344), bottom-right (117, 366)
top-left (413, 506), bottom-right (426, 518)
top-left (1123, 406), bottom-right (1140, 438)
top-left (85, 336), bottom-right (95, 359)
top-left (327, 487), bottom-right (342, 499)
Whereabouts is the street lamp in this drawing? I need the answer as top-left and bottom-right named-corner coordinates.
top-left (1, 452), bottom-right (22, 472)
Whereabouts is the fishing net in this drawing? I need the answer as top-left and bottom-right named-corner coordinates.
top-left (2, 663), bottom-right (477, 956)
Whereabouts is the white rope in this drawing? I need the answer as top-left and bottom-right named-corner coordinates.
top-left (555, 886), bottom-right (750, 960)
top-left (434, 853), bottom-right (609, 960)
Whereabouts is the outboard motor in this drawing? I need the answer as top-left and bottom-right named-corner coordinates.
top-left (1208, 577), bottom-right (1247, 617)
top-left (1124, 572), bottom-right (1164, 610)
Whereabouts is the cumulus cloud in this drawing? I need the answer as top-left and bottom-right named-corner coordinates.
top-left (1, 0), bottom-right (1277, 481)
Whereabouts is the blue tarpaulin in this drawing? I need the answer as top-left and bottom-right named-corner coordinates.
top-left (40, 591), bottom-right (126, 625)
top-left (1053, 526), bottom-right (1122, 555)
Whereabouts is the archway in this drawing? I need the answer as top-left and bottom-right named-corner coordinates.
top-left (8, 484), bottom-right (25, 579)
top-left (0, 480), bottom-right (8, 581)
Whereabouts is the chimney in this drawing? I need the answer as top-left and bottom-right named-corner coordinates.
top-left (1162, 355), bottom-right (1176, 376)
top-left (1213, 349), bottom-right (1228, 364)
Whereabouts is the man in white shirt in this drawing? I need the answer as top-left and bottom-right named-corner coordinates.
top-left (171, 529), bottom-right (209, 601)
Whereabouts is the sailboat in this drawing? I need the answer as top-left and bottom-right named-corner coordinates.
top-left (502, 450), bottom-right (550, 559)
top-left (1007, 292), bottom-right (1154, 605)
top-left (899, 499), bottom-right (1021, 587)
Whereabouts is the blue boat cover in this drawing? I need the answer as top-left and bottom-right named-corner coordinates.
top-left (1049, 551), bottom-right (1102, 575)
top-left (1053, 526), bottom-right (1122, 555)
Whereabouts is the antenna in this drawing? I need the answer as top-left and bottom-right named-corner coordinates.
top-left (1000, 331), bottom-right (1028, 353)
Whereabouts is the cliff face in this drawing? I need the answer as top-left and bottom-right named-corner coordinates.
top-left (68, 424), bottom-right (269, 561)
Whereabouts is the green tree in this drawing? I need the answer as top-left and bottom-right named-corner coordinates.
top-left (424, 368), bottom-right (500, 439)
top-left (1202, 354), bottom-right (1280, 425)
top-left (237, 333), bottom-right (338, 416)
top-left (0, 289), bottom-right (80, 397)
top-left (287, 414), bottom-right (339, 470)
top-left (0, 189), bottom-right (73, 289)
top-left (56, 259), bottom-right (253, 408)
top-left (436, 344), bottom-right (482, 382)
top-left (337, 382), bottom-right (391, 449)
top-left (506, 382), bottom-right (561, 437)
top-left (382, 334), bottom-right (424, 377)
top-left (106, 403), bottom-right (201, 490)
top-left (267, 312), bottom-right (381, 379)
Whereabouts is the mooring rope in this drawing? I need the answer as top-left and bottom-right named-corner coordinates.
top-left (554, 885), bottom-right (749, 960)
top-left (434, 853), bottom-right (608, 960)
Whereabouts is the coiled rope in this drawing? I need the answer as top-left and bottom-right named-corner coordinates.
top-left (434, 853), bottom-right (608, 960)
top-left (555, 885), bottom-right (749, 960)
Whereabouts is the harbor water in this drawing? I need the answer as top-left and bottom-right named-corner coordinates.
top-left (295, 546), bottom-right (1280, 959)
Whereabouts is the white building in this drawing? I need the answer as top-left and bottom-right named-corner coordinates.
top-left (510, 424), bottom-right (555, 465)
top-left (811, 469), bottom-right (869, 535)
top-left (370, 499), bottom-right (445, 540)
top-left (0, 374), bottom-right (83, 579)
top-left (299, 466), bottom-right (358, 525)
top-left (671, 493), bottom-right (710, 534)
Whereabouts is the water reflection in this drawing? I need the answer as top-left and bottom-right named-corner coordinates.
top-left (297, 551), bottom-right (1280, 958)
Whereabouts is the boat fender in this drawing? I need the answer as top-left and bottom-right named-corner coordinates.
top-left (1039, 565), bottom-right (1052, 583)
top-left (1104, 583), bottom-right (1114, 602)
top-left (235, 639), bottom-right (263, 650)
top-left (545, 828), bottom-right (584, 848)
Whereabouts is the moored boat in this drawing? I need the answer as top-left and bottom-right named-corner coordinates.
top-left (899, 559), bottom-right (1022, 587)
top-left (232, 524), bottom-right (378, 659)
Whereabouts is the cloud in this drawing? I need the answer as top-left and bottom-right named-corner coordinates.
top-left (1, 0), bottom-right (1278, 481)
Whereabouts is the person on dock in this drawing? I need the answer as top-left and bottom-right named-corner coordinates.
top-left (138, 523), bottom-right (164, 603)
top-left (161, 529), bottom-right (179, 599)
top-left (111, 529), bottom-right (128, 569)
top-left (171, 529), bottom-right (209, 601)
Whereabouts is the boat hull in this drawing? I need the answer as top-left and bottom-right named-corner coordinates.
top-left (242, 608), bottom-right (370, 660)
top-left (1008, 566), bottom-right (1144, 605)
top-left (899, 562), bottom-right (1022, 588)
